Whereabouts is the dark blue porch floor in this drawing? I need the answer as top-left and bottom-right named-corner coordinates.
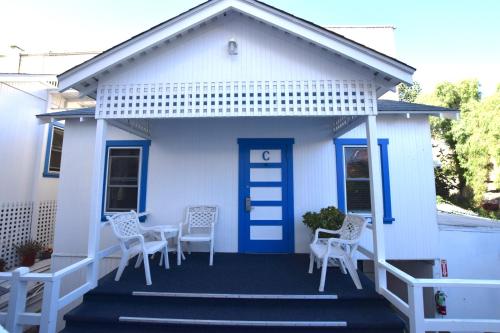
top-left (62, 253), bottom-right (405, 333)
top-left (92, 252), bottom-right (378, 298)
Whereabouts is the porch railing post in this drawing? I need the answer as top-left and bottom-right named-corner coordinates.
top-left (39, 278), bottom-right (61, 333)
top-left (408, 284), bottom-right (424, 333)
top-left (5, 267), bottom-right (29, 333)
top-left (365, 115), bottom-right (387, 292)
top-left (87, 119), bottom-right (108, 287)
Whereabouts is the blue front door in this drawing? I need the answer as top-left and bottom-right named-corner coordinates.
top-left (238, 139), bottom-right (294, 253)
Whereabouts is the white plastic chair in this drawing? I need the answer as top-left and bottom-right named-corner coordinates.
top-left (308, 214), bottom-right (367, 292)
top-left (177, 206), bottom-right (218, 266)
top-left (108, 211), bottom-right (168, 285)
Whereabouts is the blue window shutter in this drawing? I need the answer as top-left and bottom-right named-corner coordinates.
top-left (334, 138), bottom-right (394, 224)
top-left (101, 140), bottom-right (151, 222)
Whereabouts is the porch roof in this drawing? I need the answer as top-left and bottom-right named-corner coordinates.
top-left (36, 100), bottom-right (458, 122)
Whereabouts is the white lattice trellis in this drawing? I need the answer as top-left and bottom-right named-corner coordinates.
top-left (34, 200), bottom-right (57, 249)
top-left (0, 200), bottom-right (57, 269)
top-left (0, 202), bottom-right (34, 269)
top-left (96, 79), bottom-right (377, 118)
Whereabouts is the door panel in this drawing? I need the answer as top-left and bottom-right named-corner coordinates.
top-left (238, 139), bottom-right (294, 253)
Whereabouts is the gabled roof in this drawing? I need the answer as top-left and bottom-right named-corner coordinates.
top-left (58, 0), bottom-right (415, 97)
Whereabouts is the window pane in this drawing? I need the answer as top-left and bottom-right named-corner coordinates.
top-left (106, 187), bottom-right (138, 211)
top-left (110, 148), bottom-right (140, 157)
top-left (106, 147), bottom-right (141, 212)
top-left (52, 127), bottom-right (64, 150)
top-left (346, 180), bottom-right (371, 212)
top-left (48, 126), bottom-right (64, 173)
top-left (108, 154), bottom-right (139, 186)
top-left (49, 150), bottom-right (61, 172)
top-left (345, 147), bottom-right (369, 178)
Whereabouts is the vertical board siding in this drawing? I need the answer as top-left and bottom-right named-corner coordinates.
top-left (96, 12), bottom-right (376, 118)
top-left (340, 115), bottom-right (438, 259)
top-left (55, 115), bottom-right (438, 260)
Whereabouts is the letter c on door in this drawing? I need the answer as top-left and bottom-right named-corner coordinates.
top-left (262, 150), bottom-right (270, 161)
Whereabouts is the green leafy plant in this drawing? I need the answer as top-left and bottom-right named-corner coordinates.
top-left (302, 206), bottom-right (345, 235)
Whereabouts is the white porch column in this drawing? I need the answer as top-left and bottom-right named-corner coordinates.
top-left (365, 115), bottom-right (387, 292)
top-left (87, 119), bottom-right (108, 287)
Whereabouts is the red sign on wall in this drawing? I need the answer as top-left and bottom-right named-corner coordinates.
top-left (441, 259), bottom-right (448, 277)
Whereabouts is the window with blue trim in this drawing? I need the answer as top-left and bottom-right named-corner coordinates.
top-left (334, 138), bottom-right (394, 224)
top-left (43, 122), bottom-right (64, 178)
top-left (102, 140), bottom-right (150, 220)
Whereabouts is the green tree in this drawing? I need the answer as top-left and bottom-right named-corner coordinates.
top-left (398, 81), bottom-right (422, 102)
top-left (427, 80), bottom-right (481, 207)
top-left (418, 79), bottom-right (499, 216)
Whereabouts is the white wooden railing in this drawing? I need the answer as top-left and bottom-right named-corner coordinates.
top-left (358, 224), bottom-right (500, 333)
top-left (1, 220), bottom-right (499, 332)
top-left (0, 222), bottom-right (122, 333)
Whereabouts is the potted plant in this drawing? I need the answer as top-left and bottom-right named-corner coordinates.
top-left (0, 259), bottom-right (6, 272)
top-left (14, 240), bottom-right (44, 267)
top-left (302, 206), bottom-right (345, 237)
top-left (38, 247), bottom-right (53, 260)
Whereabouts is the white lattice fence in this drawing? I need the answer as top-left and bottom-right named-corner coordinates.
top-left (0, 200), bottom-right (57, 269)
top-left (0, 202), bottom-right (34, 269)
top-left (34, 200), bottom-right (57, 249)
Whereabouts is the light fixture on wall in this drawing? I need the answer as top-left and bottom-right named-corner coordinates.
top-left (228, 38), bottom-right (238, 55)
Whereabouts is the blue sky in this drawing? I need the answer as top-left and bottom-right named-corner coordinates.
top-left (2, 0), bottom-right (498, 95)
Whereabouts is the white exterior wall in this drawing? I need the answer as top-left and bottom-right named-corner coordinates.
top-left (0, 81), bottom-right (59, 203)
top-left (343, 115), bottom-right (439, 260)
top-left (437, 216), bottom-right (500, 323)
top-left (53, 114), bottom-right (438, 262)
top-left (100, 11), bottom-right (372, 86)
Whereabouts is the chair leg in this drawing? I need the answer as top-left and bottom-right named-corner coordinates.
top-left (143, 251), bottom-right (152, 285)
top-left (308, 252), bottom-right (314, 274)
top-left (344, 256), bottom-right (362, 289)
top-left (339, 259), bottom-right (347, 275)
top-left (163, 246), bottom-right (169, 269)
top-left (187, 241), bottom-right (191, 255)
top-left (209, 240), bottom-right (214, 266)
top-left (177, 240), bottom-right (182, 266)
top-left (319, 256), bottom-right (329, 292)
top-left (159, 251), bottom-right (164, 266)
top-left (134, 253), bottom-right (143, 268)
top-left (115, 253), bottom-right (128, 282)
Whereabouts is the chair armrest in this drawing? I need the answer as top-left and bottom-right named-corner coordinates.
top-left (119, 234), bottom-right (145, 247)
top-left (327, 237), bottom-right (357, 247)
top-left (313, 228), bottom-right (341, 243)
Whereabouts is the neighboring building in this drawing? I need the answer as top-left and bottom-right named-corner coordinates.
top-left (0, 48), bottom-right (96, 268)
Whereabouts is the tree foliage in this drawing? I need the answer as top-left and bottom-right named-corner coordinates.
top-left (398, 82), bottom-right (422, 102)
top-left (412, 79), bottom-right (499, 217)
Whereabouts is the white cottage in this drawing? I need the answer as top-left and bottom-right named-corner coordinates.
top-left (12, 1), bottom-right (499, 333)
top-left (49, 0), bottom-right (457, 262)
